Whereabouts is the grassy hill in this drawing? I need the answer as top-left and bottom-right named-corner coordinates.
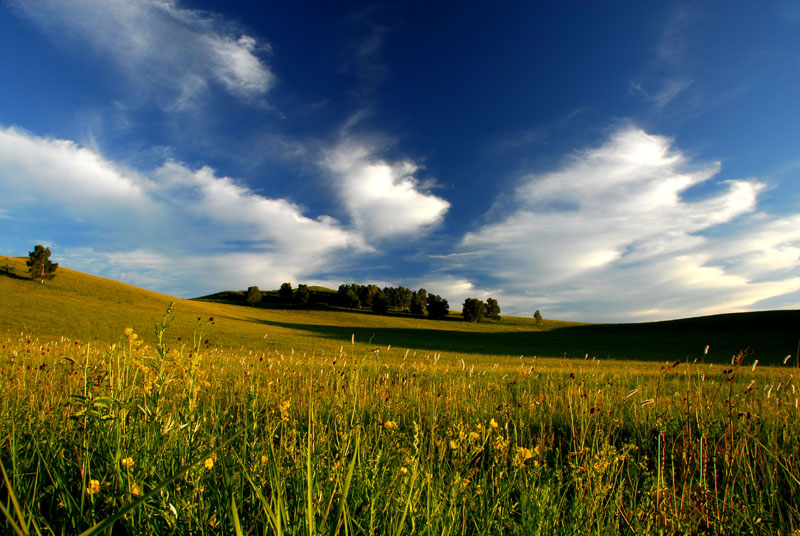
top-left (2, 255), bottom-right (798, 364)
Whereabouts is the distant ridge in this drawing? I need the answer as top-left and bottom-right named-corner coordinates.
top-left (1, 255), bottom-right (798, 364)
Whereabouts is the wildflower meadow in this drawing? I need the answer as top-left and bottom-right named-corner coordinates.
top-left (1, 303), bottom-right (798, 535)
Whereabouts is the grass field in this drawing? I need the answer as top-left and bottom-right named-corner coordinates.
top-left (2, 256), bottom-right (799, 366)
top-left (1, 256), bottom-right (799, 534)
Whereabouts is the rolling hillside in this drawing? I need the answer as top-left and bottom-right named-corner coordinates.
top-left (1, 255), bottom-right (798, 365)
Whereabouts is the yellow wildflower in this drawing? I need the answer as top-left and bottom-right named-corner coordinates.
top-left (124, 327), bottom-right (134, 337)
top-left (518, 447), bottom-right (533, 461)
top-left (398, 466), bottom-right (408, 476)
top-left (383, 420), bottom-right (398, 431)
top-left (204, 457), bottom-right (214, 470)
top-left (130, 484), bottom-right (141, 497)
top-left (468, 431), bottom-right (480, 441)
top-left (489, 418), bottom-right (499, 430)
top-left (278, 400), bottom-right (291, 422)
top-left (449, 440), bottom-right (458, 450)
top-left (86, 479), bottom-right (101, 495)
top-left (261, 455), bottom-right (268, 464)
top-left (121, 457), bottom-right (134, 468)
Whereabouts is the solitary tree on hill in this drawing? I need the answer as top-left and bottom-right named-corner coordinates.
top-left (246, 286), bottom-right (262, 306)
top-left (27, 244), bottom-right (58, 284)
top-left (533, 310), bottom-right (543, 327)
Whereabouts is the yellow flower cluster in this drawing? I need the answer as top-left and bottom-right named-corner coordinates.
top-left (86, 479), bottom-right (101, 495)
top-left (383, 420), bottom-right (398, 431)
top-left (278, 399), bottom-right (291, 422)
top-left (121, 457), bottom-right (134, 468)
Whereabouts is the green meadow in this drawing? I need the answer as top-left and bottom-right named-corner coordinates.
top-left (1, 255), bottom-right (799, 535)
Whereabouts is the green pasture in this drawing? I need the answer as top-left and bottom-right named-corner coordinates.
top-left (2, 255), bottom-right (798, 366)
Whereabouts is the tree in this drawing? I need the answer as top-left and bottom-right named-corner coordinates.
top-left (338, 284), bottom-right (361, 308)
top-left (372, 291), bottom-right (389, 314)
top-left (426, 294), bottom-right (449, 320)
top-left (246, 286), bottom-right (262, 306)
top-left (359, 284), bottom-right (380, 309)
top-left (296, 284), bottom-right (310, 306)
top-left (279, 282), bottom-right (293, 302)
top-left (462, 298), bottom-right (485, 323)
top-left (395, 286), bottom-right (413, 311)
top-left (485, 297), bottom-right (501, 322)
top-left (533, 310), bottom-right (543, 327)
top-left (410, 288), bottom-right (427, 315)
top-left (26, 244), bottom-right (58, 284)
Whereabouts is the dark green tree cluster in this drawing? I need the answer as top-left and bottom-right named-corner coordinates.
top-left (426, 294), bottom-right (449, 320)
top-left (279, 282), bottom-right (293, 302)
top-left (461, 297), bottom-right (501, 323)
top-left (27, 244), bottom-right (58, 284)
top-left (334, 284), bottom-right (449, 319)
top-left (382, 285), bottom-right (413, 310)
top-left (296, 284), bottom-right (310, 305)
top-left (246, 286), bottom-right (262, 306)
top-left (410, 288), bottom-right (427, 315)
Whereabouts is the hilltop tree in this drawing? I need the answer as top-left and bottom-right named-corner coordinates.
top-left (462, 298), bottom-right (485, 323)
top-left (485, 297), bottom-right (501, 322)
top-left (410, 288), bottom-right (428, 315)
top-left (296, 284), bottom-right (310, 306)
top-left (533, 310), bottom-right (543, 327)
top-left (246, 286), bottom-right (262, 306)
top-left (26, 244), bottom-right (58, 284)
top-left (279, 282), bottom-right (293, 302)
top-left (426, 294), bottom-right (449, 320)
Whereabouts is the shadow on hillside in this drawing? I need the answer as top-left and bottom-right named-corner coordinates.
top-left (0, 267), bottom-right (29, 281)
top-left (253, 311), bottom-right (800, 365)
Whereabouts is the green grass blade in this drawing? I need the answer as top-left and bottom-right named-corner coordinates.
top-left (329, 431), bottom-right (359, 536)
top-left (0, 457), bottom-right (29, 536)
top-left (231, 494), bottom-right (244, 536)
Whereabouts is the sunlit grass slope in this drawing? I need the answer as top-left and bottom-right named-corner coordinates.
top-left (1, 255), bottom-right (798, 364)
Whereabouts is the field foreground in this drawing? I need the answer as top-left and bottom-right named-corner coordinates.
top-left (1, 305), bottom-right (799, 535)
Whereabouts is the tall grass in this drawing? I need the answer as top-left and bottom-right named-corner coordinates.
top-left (0, 306), bottom-right (798, 534)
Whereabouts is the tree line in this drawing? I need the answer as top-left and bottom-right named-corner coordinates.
top-left (244, 280), bottom-right (507, 323)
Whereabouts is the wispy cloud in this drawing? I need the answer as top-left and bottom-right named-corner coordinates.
top-left (323, 141), bottom-right (450, 242)
top-left (9, 0), bottom-right (274, 108)
top-left (456, 127), bottom-right (800, 321)
top-left (629, 8), bottom-right (697, 111)
top-left (0, 126), bottom-right (361, 296)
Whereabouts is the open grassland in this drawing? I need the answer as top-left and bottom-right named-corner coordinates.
top-left (2, 255), bottom-right (799, 366)
top-left (1, 311), bottom-right (798, 535)
top-left (1, 256), bottom-right (799, 533)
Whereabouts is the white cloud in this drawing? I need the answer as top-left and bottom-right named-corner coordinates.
top-left (0, 126), bottom-right (155, 221)
top-left (457, 128), bottom-right (800, 321)
top-left (10, 0), bottom-right (274, 106)
top-left (0, 127), bottom-right (361, 296)
top-left (323, 141), bottom-right (450, 241)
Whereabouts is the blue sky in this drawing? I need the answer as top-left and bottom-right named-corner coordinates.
top-left (1, 1), bottom-right (799, 322)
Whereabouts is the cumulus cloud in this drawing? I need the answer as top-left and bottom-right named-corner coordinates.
top-left (9, 0), bottom-right (274, 106)
top-left (323, 142), bottom-right (450, 241)
top-left (458, 128), bottom-right (800, 321)
top-left (0, 127), bottom-right (360, 296)
top-left (0, 126), bottom-right (154, 221)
